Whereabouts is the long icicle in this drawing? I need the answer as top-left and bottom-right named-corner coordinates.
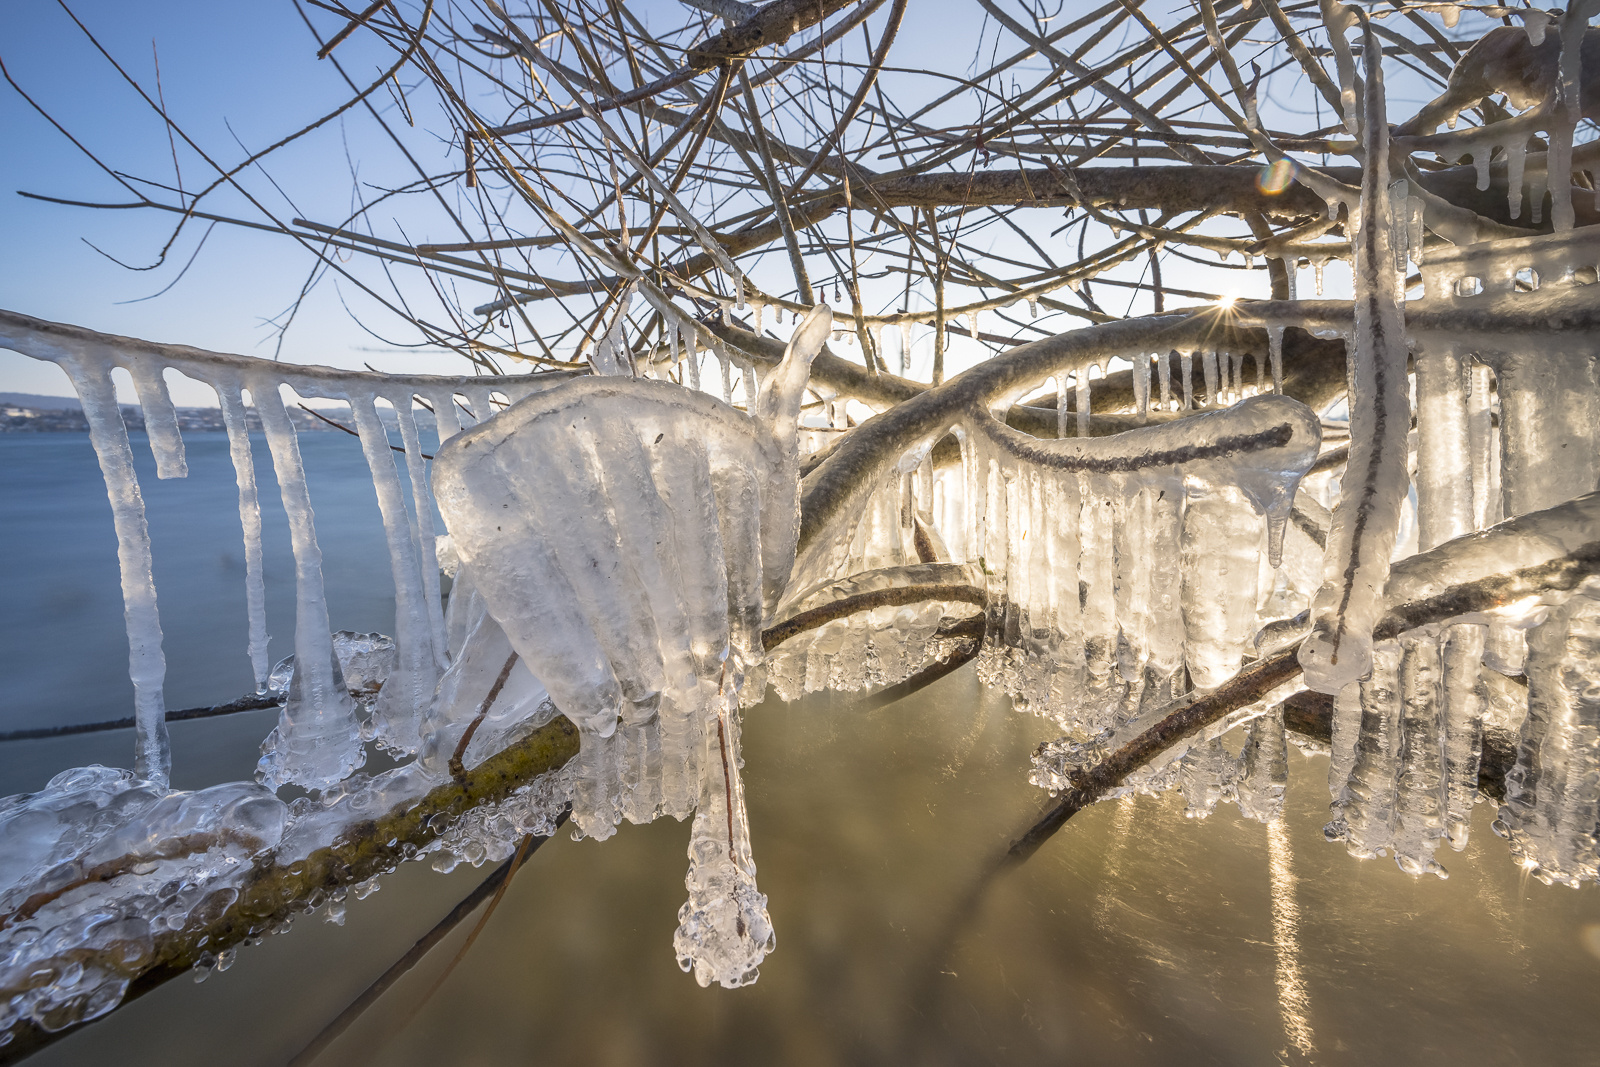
top-left (216, 377), bottom-right (271, 694)
top-left (351, 395), bottom-right (439, 756)
top-left (395, 399), bottom-right (449, 669)
top-left (251, 377), bottom-right (363, 791)
top-left (59, 352), bottom-right (171, 785)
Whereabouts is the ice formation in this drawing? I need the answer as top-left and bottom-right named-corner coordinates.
top-left (431, 303), bottom-right (832, 984)
top-left (11, 1), bottom-right (1600, 1043)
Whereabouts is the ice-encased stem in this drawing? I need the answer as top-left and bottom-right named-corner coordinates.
top-left (59, 353), bottom-right (170, 785)
top-left (251, 379), bottom-right (363, 791)
top-left (1299, 17), bottom-right (1411, 695)
top-left (216, 379), bottom-right (270, 693)
top-left (674, 685), bottom-right (774, 988)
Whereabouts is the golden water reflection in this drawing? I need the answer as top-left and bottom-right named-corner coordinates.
top-left (15, 665), bottom-right (1600, 1066)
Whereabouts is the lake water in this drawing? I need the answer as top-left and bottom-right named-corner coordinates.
top-left (3, 433), bottom-right (1599, 1065)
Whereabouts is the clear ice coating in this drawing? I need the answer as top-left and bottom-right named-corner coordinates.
top-left (0, 766), bottom-right (286, 1035)
top-left (432, 306), bottom-right (832, 984)
top-left (1299, 12), bottom-right (1413, 696)
top-left (960, 395), bottom-right (1320, 734)
top-left (13, 0), bottom-right (1600, 1031)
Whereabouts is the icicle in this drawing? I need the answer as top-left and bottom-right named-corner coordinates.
top-left (461, 386), bottom-right (494, 425)
top-left (1313, 260), bottom-right (1325, 297)
top-left (719, 350), bottom-right (733, 404)
top-left (1466, 362), bottom-right (1495, 529)
top-left (588, 334), bottom-right (623, 377)
top-left (351, 396), bottom-right (438, 755)
top-left (1496, 349), bottom-right (1600, 519)
top-left (1202, 350), bottom-right (1219, 407)
top-left (1078, 473), bottom-right (1118, 714)
top-left (1325, 680), bottom-right (1362, 841)
top-left (1181, 351), bottom-right (1194, 410)
top-left (1235, 710), bottom-right (1289, 824)
top-left (687, 329), bottom-right (702, 391)
top-left (754, 302), bottom-right (764, 334)
top-left (1339, 640), bottom-right (1403, 859)
top-left (1392, 627), bottom-right (1447, 876)
top-left (432, 391), bottom-right (464, 443)
top-left (1300, 20), bottom-right (1412, 696)
top-left (1506, 138), bottom-right (1527, 221)
top-left (1440, 622), bottom-right (1487, 851)
top-left (742, 360), bottom-right (758, 410)
top-left (1545, 1), bottom-right (1596, 232)
top-left (1158, 350), bottom-right (1173, 410)
top-left (968, 312), bottom-right (979, 340)
top-left (396, 400), bottom-right (449, 670)
top-left (1180, 737), bottom-right (1234, 819)
top-left (1405, 201), bottom-right (1426, 275)
top-left (126, 362), bottom-right (188, 480)
top-left (251, 378), bottom-right (363, 792)
top-left (675, 686), bottom-right (773, 988)
top-left (1181, 485), bottom-right (1263, 688)
top-left (1496, 578), bottom-right (1600, 886)
top-left (59, 354), bottom-right (170, 785)
top-left (1055, 376), bottom-right (1069, 439)
top-left (1075, 368), bottom-right (1091, 438)
top-left (216, 379), bottom-right (270, 694)
top-left (1414, 342), bottom-right (1472, 550)
top-left (1133, 353), bottom-right (1151, 424)
top-left (1268, 327), bottom-right (1285, 395)
top-left (898, 320), bottom-right (912, 377)
top-left (1028, 298), bottom-right (1040, 318)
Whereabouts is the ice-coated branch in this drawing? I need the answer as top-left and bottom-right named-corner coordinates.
top-left (794, 306), bottom-right (1323, 577)
top-left (0, 716), bottom-right (582, 1065)
top-left (1005, 487), bottom-right (1600, 863)
top-left (1297, 11), bottom-right (1411, 695)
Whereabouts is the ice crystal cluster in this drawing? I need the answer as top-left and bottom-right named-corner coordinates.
top-left (9, 0), bottom-right (1600, 1043)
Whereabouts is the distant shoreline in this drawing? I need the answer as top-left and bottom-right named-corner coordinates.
top-left (1, 394), bottom-right (436, 435)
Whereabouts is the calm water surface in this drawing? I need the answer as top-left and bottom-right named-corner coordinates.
top-left (2, 433), bottom-right (1598, 1065)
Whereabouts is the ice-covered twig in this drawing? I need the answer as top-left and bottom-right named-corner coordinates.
top-left (0, 716), bottom-right (581, 1064)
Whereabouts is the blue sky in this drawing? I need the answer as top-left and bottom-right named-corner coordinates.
top-left (1, 1), bottom-right (462, 403)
